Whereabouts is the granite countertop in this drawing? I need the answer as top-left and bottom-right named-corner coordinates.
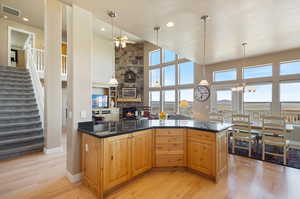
top-left (78, 120), bottom-right (232, 138)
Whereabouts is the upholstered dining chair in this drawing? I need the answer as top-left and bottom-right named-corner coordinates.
top-left (261, 116), bottom-right (289, 165)
top-left (231, 114), bottom-right (256, 157)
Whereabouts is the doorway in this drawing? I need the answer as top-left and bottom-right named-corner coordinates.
top-left (8, 27), bottom-right (35, 68)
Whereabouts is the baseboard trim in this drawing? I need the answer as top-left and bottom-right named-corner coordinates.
top-left (66, 170), bottom-right (81, 183)
top-left (43, 146), bottom-right (63, 154)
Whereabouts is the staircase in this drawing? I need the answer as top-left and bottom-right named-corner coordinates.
top-left (0, 66), bottom-right (44, 160)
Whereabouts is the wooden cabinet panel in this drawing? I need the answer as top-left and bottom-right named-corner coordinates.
top-left (103, 134), bottom-right (131, 191)
top-left (216, 131), bottom-right (228, 181)
top-left (188, 139), bottom-right (215, 175)
top-left (155, 129), bottom-right (187, 167)
top-left (81, 134), bottom-right (102, 197)
top-left (131, 130), bottom-right (153, 177)
top-left (188, 129), bottom-right (215, 141)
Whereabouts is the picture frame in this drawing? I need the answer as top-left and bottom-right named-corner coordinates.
top-left (122, 88), bottom-right (137, 98)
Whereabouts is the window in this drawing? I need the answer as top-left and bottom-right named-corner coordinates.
top-left (280, 61), bottom-right (300, 75)
top-left (213, 69), bottom-right (237, 82)
top-left (243, 84), bottom-right (272, 115)
top-left (163, 65), bottom-right (175, 86)
top-left (216, 90), bottom-right (232, 112)
top-left (178, 89), bottom-right (194, 116)
top-left (163, 49), bottom-right (176, 63)
top-left (149, 49), bottom-right (160, 66)
top-left (280, 81), bottom-right (300, 112)
top-left (163, 90), bottom-right (176, 114)
top-left (179, 61), bottom-right (194, 85)
top-left (149, 91), bottom-right (161, 114)
top-left (243, 65), bottom-right (272, 79)
top-left (149, 68), bottom-right (160, 87)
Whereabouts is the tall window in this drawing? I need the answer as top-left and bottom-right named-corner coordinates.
top-left (148, 48), bottom-right (194, 116)
top-left (149, 68), bottom-right (160, 87)
top-left (280, 61), bottom-right (300, 75)
top-left (163, 65), bottom-right (175, 86)
top-left (163, 49), bottom-right (176, 63)
top-left (216, 90), bottom-right (232, 112)
top-left (213, 69), bottom-right (237, 82)
top-left (280, 81), bottom-right (300, 112)
top-left (243, 84), bottom-right (272, 115)
top-left (163, 90), bottom-right (176, 114)
top-left (243, 65), bottom-right (272, 79)
top-left (179, 61), bottom-right (194, 85)
top-left (149, 49), bottom-right (161, 66)
top-left (179, 89), bottom-right (194, 116)
top-left (149, 91), bottom-right (160, 113)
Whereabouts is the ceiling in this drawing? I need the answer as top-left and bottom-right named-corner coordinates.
top-left (2, 0), bottom-right (300, 64)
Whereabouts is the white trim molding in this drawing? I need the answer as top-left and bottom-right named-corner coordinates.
top-left (66, 170), bottom-right (81, 183)
top-left (43, 146), bottom-right (64, 154)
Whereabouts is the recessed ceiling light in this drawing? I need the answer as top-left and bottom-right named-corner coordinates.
top-left (101, 27), bottom-right (105, 31)
top-left (166, 21), bottom-right (175, 27)
top-left (3, 15), bottom-right (8, 19)
top-left (23, 17), bottom-right (29, 22)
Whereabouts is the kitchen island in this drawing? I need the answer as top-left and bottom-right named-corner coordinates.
top-left (78, 120), bottom-right (231, 198)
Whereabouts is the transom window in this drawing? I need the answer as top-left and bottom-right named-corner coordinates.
top-left (280, 61), bottom-right (300, 75)
top-left (163, 49), bottom-right (176, 63)
top-left (163, 65), bottom-right (175, 86)
top-left (179, 61), bottom-right (194, 85)
top-left (149, 49), bottom-right (161, 66)
top-left (243, 65), bottom-right (272, 79)
top-left (213, 69), bottom-right (237, 82)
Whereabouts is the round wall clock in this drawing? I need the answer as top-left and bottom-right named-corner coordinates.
top-left (195, 85), bottom-right (210, 102)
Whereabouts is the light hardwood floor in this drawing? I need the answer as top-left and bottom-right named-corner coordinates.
top-left (1, 142), bottom-right (299, 199)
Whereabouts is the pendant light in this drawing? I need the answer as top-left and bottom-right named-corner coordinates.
top-left (153, 26), bottom-right (161, 88)
top-left (108, 11), bottom-right (118, 85)
top-left (199, 15), bottom-right (209, 86)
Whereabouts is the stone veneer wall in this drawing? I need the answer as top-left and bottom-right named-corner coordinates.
top-left (115, 43), bottom-right (145, 117)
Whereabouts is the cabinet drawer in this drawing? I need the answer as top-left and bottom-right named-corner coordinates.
top-left (188, 130), bottom-right (215, 142)
top-left (156, 136), bottom-right (184, 144)
top-left (156, 129), bottom-right (184, 137)
top-left (156, 154), bottom-right (185, 167)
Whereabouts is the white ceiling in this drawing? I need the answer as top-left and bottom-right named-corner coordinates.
top-left (2, 0), bottom-right (300, 64)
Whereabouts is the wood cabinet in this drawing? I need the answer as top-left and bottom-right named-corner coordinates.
top-left (103, 134), bottom-right (131, 191)
top-left (155, 128), bottom-right (187, 167)
top-left (81, 134), bottom-right (103, 197)
top-left (131, 129), bottom-right (153, 177)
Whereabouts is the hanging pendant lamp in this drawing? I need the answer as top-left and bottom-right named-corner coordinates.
top-left (153, 26), bottom-right (161, 88)
top-left (108, 11), bottom-right (118, 85)
top-left (199, 15), bottom-right (209, 86)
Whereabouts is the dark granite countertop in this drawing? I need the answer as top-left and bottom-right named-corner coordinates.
top-left (78, 120), bottom-right (232, 138)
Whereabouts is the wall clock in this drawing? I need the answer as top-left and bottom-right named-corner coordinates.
top-left (195, 85), bottom-right (210, 102)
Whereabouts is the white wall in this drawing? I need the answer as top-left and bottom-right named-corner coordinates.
top-left (92, 33), bottom-right (113, 84)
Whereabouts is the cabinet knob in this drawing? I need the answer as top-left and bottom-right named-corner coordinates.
top-left (111, 155), bottom-right (114, 160)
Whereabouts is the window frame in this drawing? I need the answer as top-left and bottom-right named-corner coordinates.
top-left (213, 68), bottom-right (237, 82)
top-left (242, 64), bottom-right (273, 80)
top-left (279, 60), bottom-right (300, 76)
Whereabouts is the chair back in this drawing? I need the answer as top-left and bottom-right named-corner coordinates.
top-left (209, 112), bottom-right (224, 123)
top-left (232, 114), bottom-right (251, 137)
top-left (262, 115), bottom-right (287, 143)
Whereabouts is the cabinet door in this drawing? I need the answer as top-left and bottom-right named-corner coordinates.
top-left (103, 134), bottom-right (131, 191)
top-left (188, 139), bottom-right (214, 176)
top-left (131, 130), bottom-right (153, 177)
top-left (81, 134), bottom-right (101, 195)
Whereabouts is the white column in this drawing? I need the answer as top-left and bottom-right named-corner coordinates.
top-left (66, 5), bottom-right (93, 182)
top-left (44, 0), bottom-right (62, 152)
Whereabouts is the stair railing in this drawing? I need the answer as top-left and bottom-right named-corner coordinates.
top-left (26, 48), bottom-right (44, 129)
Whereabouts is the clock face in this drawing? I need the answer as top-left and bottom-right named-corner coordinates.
top-left (194, 85), bottom-right (210, 102)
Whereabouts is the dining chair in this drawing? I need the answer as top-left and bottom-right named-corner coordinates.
top-left (261, 116), bottom-right (289, 165)
top-left (231, 114), bottom-right (256, 157)
top-left (209, 112), bottom-right (224, 123)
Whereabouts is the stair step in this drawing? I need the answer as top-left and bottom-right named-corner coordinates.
top-left (0, 87), bottom-right (34, 92)
top-left (0, 73), bottom-right (30, 80)
top-left (0, 82), bottom-right (32, 88)
top-left (0, 115), bottom-right (40, 124)
top-left (0, 103), bottom-right (37, 111)
top-left (0, 76), bottom-right (31, 83)
top-left (0, 98), bottom-right (36, 105)
top-left (0, 143), bottom-right (44, 159)
top-left (0, 93), bottom-right (35, 98)
top-left (0, 109), bottom-right (39, 117)
top-left (0, 128), bottom-right (43, 138)
top-left (0, 68), bottom-right (29, 75)
top-left (0, 66), bottom-right (28, 72)
top-left (0, 121), bottom-right (42, 132)
top-left (0, 135), bottom-right (44, 145)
